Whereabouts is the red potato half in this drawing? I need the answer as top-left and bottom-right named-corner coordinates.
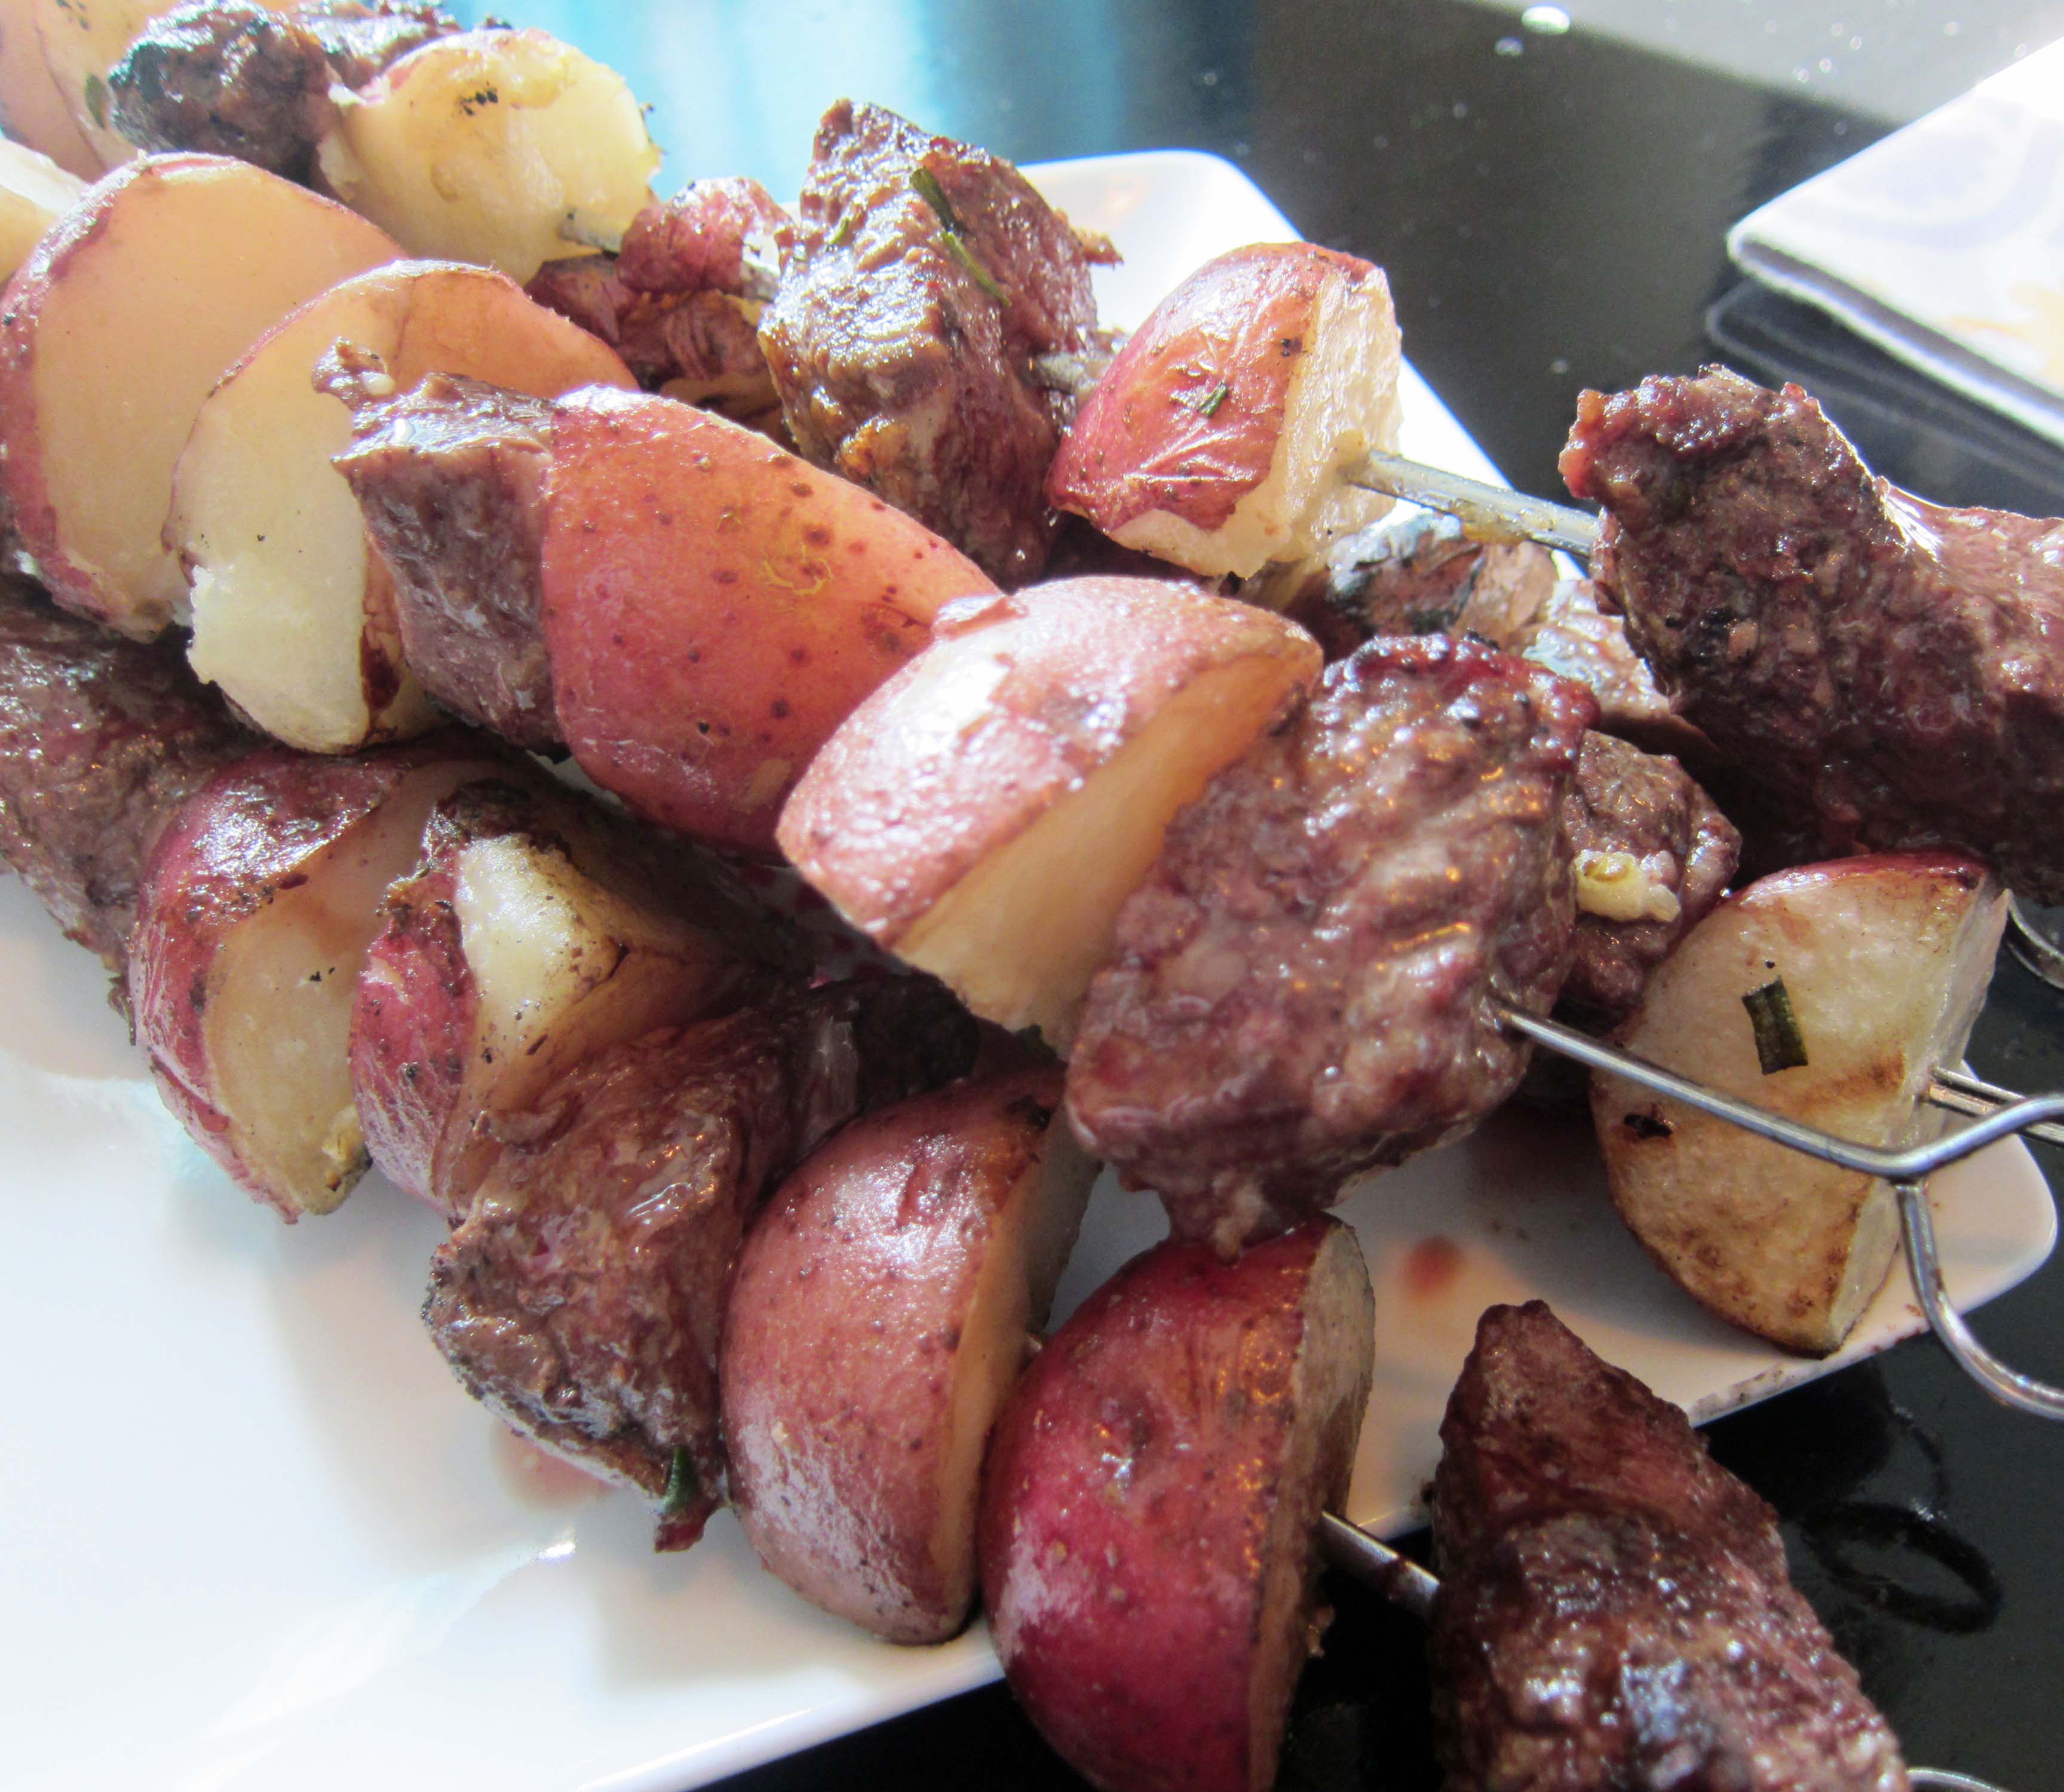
top-left (315, 28), bottom-right (660, 285)
top-left (540, 386), bottom-right (995, 857)
top-left (129, 736), bottom-right (508, 1220)
top-left (173, 259), bottom-right (633, 754)
top-left (351, 778), bottom-right (790, 1217)
top-left (1593, 851), bottom-right (2008, 1355)
top-left (980, 1217), bottom-right (1375, 1792)
top-left (778, 576), bottom-right (1321, 1047)
top-left (0, 0), bottom-right (97, 176)
top-left (0, 153), bottom-right (398, 637)
top-left (722, 1065), bottom-right (1097, 1644)
top-left (1047, 243), bottom-right (1403, 579)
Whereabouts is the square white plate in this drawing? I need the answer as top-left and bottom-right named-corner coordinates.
top-left (1, 151), bottom-right (2053, 1792)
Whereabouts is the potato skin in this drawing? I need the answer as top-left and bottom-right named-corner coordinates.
top-left (539, 387), bottom-right (993, 856)
top-left (722, 1065), bottom-right (1082, 1643)
top-left (979, 1218), bottom-right (1373, 1792)
top-left (777, 576), bottom-right (1322, 943)
top-left (128, 732), bottom-right (502, 1214)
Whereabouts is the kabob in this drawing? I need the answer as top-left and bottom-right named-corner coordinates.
top-left (4, 7), bottom-right (2064, 1784)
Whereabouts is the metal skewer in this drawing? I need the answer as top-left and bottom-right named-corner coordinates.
top-left (1314, 1511), bottom-right (2008, 1790)
top-left (1333, 447), bottom-right (2064, 1417)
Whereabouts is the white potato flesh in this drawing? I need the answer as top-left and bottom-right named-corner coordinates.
top-left (1593, 853), bottom-right (2008, 1355)
top-left (317, 29), bottom-right (659, 284)
top-left (0, 0), bottom-right (98, 175)
top-left (173, 257), bottom-right (630, 751)
top-left (1114, 267), bottom-right (1403, 579)
top-left (437, 829), bottom-right (738, 1190)
top-left (206, 761), bottom-right (491, 1215)
top-left (0, 155), bottom-right (398, 636)
top-left (0, 131), bottom-right (81, 274)
top-left (897, 657), bottom-right (1307, 1048)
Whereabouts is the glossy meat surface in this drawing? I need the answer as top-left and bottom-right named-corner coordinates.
top-left (1561, 731), bottom-right (1739, 1032)
top-left (759, 101), bottom-right (1108, 584)
top-left (109, 0), bottom-right (455, 179)
top-left (1432, 1301), bottom-right (1908, 1791)
top-left (329, 366), bottom-right (560, 747)
top-left (1563, 367), bottom-right (2064, 903)
top-left (1067, 636), bottom-right (1594, 1254)
top-left (0, 579), bottom-right (252, 973)
top-left (527, 179), bottom-right (787, 418)
top-left (422, 975), bottom-right (977, 1549)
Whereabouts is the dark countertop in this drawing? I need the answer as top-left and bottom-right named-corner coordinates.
top-left (507, 4), bottom-right (2064, 1785)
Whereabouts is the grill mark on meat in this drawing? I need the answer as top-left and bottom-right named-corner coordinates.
top-left (422, 975), bottom-right (976, 1549)
top-left (758, 102), bottom-right (1105, 585)
top-left (1431, 1301), bottom-right (1909, 1791)
top-left (1563, 367), bottom-right (2064, 903)
top-left (1065, 636), bottom-right (1595, 1255)
top-left (0, 578), bottom-right (254, 978)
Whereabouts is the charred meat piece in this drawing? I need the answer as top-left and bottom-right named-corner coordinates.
top-left (108, 0), bottom-right (458, 180)
top-left (527, 179), bottom-right (787, 418)
top-left (1251, 510), bottom-right (1556, 660)
top-left (759, 101), bottom-right (1110, 585)
top-left (424, 975), bottom-right (977, 1550)
top-left (1563, 367), bottom-right (2064, 903)
top-left (1562, 731), bottom-right (1740, 1032)
top-left (1432, 1301), bottom-right (1909, 1791)
top-left (1067, 636), bottom-right (1595, 1255)
top-left (326, 358), bottom-right (559, 748)
top-left (0, 578), bottom-right (254, 975)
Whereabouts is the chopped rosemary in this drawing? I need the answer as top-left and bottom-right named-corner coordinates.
top-left (1180, 381), bottom-right (1231, 417)
top-left (1742, 978), bottom-right (1808, 1075)
top-left (909, 165), bottom-right (961, 234)
top-left (660, 1446), bottom-right (701, 1518)
top-left (824, 208), bottom-right (856, 249)
top-left (84, 73), bottom-right (109, 131)
top-left (909, 168), bottom-right (1008, 304)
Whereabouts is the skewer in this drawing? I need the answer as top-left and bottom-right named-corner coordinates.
top-left (1331, 449), bottom-right (2064, 1414)
top-left (1314, 1510), bottom-right (2009, 1791)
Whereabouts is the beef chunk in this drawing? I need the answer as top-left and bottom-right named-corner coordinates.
top-left (1431, 1301), bottom-right (1909, 1792)
top-left (1563, 367), bottom-right (2064, 903)
top-left (423, 975), bottom-right (977, 1549)
top-left (1561, 731), bottom-right (1739, 1032)
top-left (108, 0), bottom-right (458, 180)
top-left (527, 179), bottom-right (788, 419)
top-left (1066, 636), bottom-right (1595, 1254)
top-left (758, 101), bottom-right (1109, 585)
top-left (294, 0), bottom-right (458, 88)
top-left (326, 358), bottom-right (559, 748)
top-left (1254, 510), bottom-right (1556, 660)
top-left (0, 578), bottom-right (254, 975)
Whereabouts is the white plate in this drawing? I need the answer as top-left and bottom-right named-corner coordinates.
top-left (1, 151), bottom-right (2054, 1792)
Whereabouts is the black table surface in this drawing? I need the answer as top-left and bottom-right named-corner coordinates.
top-left (485, 4), bottom-right (2064, 1786)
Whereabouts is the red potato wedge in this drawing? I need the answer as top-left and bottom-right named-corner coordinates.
top-left (172, 258), bottom-right (633, 753)
top-left (0, 132), bottom-right (82, 277)
top-left (0, 153), bottom-right (398, 637)
top-left (722, 1065), bottom-right (1097, 1644)
top-left (315, 28), bottom-right (660, 285)
top-left (1048, 243), bottom-right (1403, 579)
top-left (540, 386), bottom-right (995, 857)
top-left (0, 0), bottom-right (97, 175)
top-left (351, 777), bottom-right (796, 1217)
top-left (1593, 851), bottom-right (2008, 1355)
top-left (129, 735), bottom-right (508, 1220)
top-left (27, 0), bottom-right (160, 170)
top-left (778, 576), bottom-right (1322, 1047)
top-left (979, 1216), bottom-right (1375, 1792)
